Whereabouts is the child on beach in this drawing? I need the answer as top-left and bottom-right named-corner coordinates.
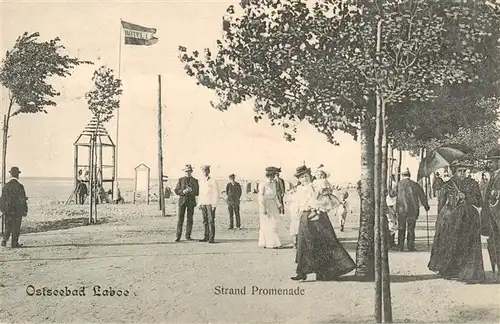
top-left (336, 191), bottom-right (351, 232)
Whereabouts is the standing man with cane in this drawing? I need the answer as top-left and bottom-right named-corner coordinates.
top-left (396, 170), bottom-right (430, 251)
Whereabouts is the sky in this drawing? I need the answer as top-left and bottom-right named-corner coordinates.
top-left (0, 0), bottom-right (420, 182)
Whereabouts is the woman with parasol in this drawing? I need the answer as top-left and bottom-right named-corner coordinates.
top-left (290, 165), bottom-right (355, 281)
top-left (427, 159), bottom-right (485, 283)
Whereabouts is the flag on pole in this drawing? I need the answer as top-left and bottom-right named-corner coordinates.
top-left (121, 20), bottom-right (158, 46)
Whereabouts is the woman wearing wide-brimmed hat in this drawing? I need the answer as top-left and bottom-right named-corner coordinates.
top-left (428, 159), bottom-right (485, 284)
top-left (257, 167), bottom-right (283, 249)
top-left (290, 165), bottom-right (355, 281)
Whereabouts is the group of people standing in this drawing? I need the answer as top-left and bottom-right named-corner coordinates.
top-left (255, 164), bottom-right (355, 281)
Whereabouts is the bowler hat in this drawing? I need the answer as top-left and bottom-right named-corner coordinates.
top-left (182, 164), bottom-right (193, 172)
top-left (9, 166), bottom-right (21, 175)
top-left (294, 165), bottom-right (311, 178)
top-left (229, 174), bottom-right (235, 178)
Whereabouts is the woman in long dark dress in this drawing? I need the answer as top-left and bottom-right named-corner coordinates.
top-left (428, 162), bottom-right (485, 283)
top-left (290, 165), bottom-right (355, 281)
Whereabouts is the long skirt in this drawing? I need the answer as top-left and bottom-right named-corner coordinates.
top-left (258, 200), bottom-right (281, 248)
top-left (428, 203), bottom-right (485, 282)
top-left (295, 210), bottom-right (355, 279)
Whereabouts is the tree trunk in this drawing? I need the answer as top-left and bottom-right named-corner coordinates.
top-left (2, 99), bottom-right (14, 186)
top-left (381, 100), bottom-right (393, 322)
top-left (374, 96), bottom-right (382, 323)
top-left (355, 118), bottom-right (375, 279)
top-left (397, 149), bottom-right (403, 183)
top-left (2, 100), bottom-right (14, 234)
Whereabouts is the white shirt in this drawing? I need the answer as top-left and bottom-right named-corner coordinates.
top-left (198, 176), bottom-right (219, 206)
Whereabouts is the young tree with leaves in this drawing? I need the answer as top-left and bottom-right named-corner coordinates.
top-left (84, 66), bottom-right (122, 223)
top-left (0, 32), bottom-right (92, 185)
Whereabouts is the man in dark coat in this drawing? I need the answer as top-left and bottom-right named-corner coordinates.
top-left (396, 170), bottom-right (430, 251)
top-left (482, 147), bottom-right (500, 277)
top-left (226, 174), bottom-right (242, 230)
top-left (174, 165), bottom-right (199, 242)
top-left (1, 167), bottom-right (28, 248)
top-left (275, 168), bottom-right (286, 214)
top-left (77, 180), bottom-right (88, 205)
top-left (432, 172), bottom-right (444, 200)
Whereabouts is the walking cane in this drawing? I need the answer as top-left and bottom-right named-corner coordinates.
top-left (426, 210), bottom-right (430, 249)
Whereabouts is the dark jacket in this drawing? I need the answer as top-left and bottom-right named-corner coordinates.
top-left (174, 176), bottom-right (199, 207)
top-left (226, 182), bottom-right (242, 205)
top-left (0, 178), bottom-right (28, 217)
top-left (396, 177), bottom-right (429, 221)
top-left (276, 177), bottom-right (286, 202)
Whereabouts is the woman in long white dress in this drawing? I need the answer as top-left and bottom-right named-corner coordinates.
top-left (258, 168), bottom-right (282, 249)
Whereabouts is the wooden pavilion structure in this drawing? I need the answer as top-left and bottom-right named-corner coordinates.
top-left (68, 117), bottom-right (116, 205)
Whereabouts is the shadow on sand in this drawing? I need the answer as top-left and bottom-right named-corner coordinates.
top-left (23, 217), bottom-right (110, 234)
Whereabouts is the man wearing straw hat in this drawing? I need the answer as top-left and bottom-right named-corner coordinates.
top-left (1, 167), bottom-right (28, 248)
top-left (482, 147), bottom-right (500, 276)
top-left (174, 164), bottom-right (199, 242)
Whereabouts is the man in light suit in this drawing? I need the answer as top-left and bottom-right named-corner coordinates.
top-left (174, 165), bottom-right (199, 242)
top-left (199, 165), bottom-right (219, 243)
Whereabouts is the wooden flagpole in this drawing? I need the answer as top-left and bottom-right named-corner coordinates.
top-left (157, 75), bottom-right (166, 217)
top-left (114, 19), bottom-right (123, 202)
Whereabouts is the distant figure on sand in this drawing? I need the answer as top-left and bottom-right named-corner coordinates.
top-left (198, 165), bottom-right (219, 243)
top-left (174, 165), bottom-right (199, 242)
top-left (290, 165), bottom-right (355, 281)
top-left (275, 168), bottom-right (286, 215)
top-left (226, 174), bottom-right (242, 230)
top-left (395, 170), bottom-right (430, 252)
top-left (1, 167), bottom-right (28, 248)
top-left (336, 191), bottom-right (351, 232)
top-left (258, 167), bottom-right (282, 249)
top-left (433, 172), bottom-right (444, 201)
top-left (77, 180), bottom-right (88, 205)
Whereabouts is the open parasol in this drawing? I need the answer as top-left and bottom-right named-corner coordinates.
top-left (417, 144), bottom-right (473, 181)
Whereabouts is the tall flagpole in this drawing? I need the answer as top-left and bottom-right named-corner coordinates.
top-left (114, 19), bottom-right (123, 202)
top-left (157, 75), bottom-right (166, 217)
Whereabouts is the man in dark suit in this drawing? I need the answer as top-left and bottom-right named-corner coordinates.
top-left (226, 174), bottom-right (242, 230)
top-left (174, 165), bottom-right (199, 242)
top-left (1, 167), bottom-right (28, 248)
top-left (275, 168), bottom-right (286, 214)
top-left (396, 170), bottom-right (430, 251)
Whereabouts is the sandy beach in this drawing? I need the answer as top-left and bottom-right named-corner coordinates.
top-left (1, 187), bottom-right (499, 323)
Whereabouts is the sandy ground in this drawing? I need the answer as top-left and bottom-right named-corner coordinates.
top-left (1, 195), bottom-right (499, 323)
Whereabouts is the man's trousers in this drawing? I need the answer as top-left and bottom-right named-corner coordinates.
top-left (3, 215), bottom-right (22, 247)
top-left (200, 205), bottom-right (216, 242)
top-left (398, 217), bottom-right (417, 251)
top-left (228, 203), bottom-right (241, 229)
top-left (176, 204), bottom-right (195, 240)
